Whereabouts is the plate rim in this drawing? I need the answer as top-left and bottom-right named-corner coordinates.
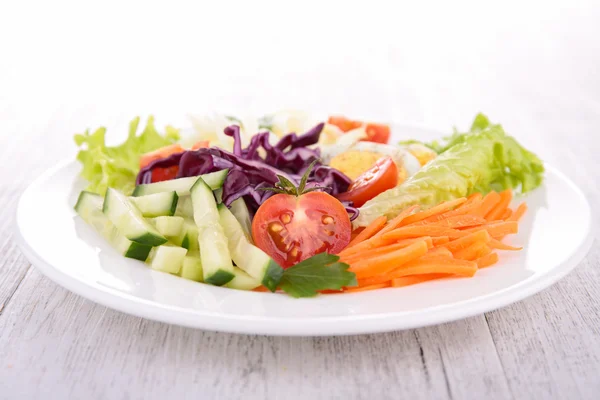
top-left (14, 157), bottom-right (595, 336)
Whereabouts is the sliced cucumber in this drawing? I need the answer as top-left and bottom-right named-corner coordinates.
top-left (226, 267), bottom-right (261, 290)
top-left (179, 253), bottom-right (204, 282)
top-left (150, 216), bottom-right (184, 237)
top-left (74, 191), bottom-right (152, 261)
top-left (132, 169), bottom-right (229, 197)
top-left (190, 177), bottom-right (234, 286)
top-left (218, 204), bottom-right (283, 292)
top-left (103, 188), bottom-right (167, 246)
top-left (172, 219), bottom-right (199, 251)
top-left (214, 188), bottom-right (223, 204)
top-left (174, 196), bottom-right (193, 218)
top-left (130, 191), bottom-right (178, 217)
top-left (229, 198), bottom-right (253, 242)
top-left (146, 245), bottom-right (187, 274)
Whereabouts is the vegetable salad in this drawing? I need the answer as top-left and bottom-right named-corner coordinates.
top-left (73, 111), bottom-right (544, 297)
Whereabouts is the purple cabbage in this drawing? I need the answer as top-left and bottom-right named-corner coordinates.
top-left (136, 123), bottom-right (357, 220)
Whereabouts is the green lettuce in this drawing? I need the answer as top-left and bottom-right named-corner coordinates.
top-left (74, 116), bottom-right (180, 196)
top-left (355, 113), bottom-right (544, 227)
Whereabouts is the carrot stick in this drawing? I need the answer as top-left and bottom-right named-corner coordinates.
top-left (345, 282), bottom-right (391, 293)
top-left (488, 238), bottom-right (522, 251)
top-left (338, 235), bottom-right (396, 257)
top-left (341, 237), bottom-right (433, 264)
top-left (508, 202), bottom-right (528, 222)
top-left (476, 252), bottom-right (499, 268)
top-left (463, 221), bottom-right (518, 238)
top-left (432, 236), bottom-right (450, 246)
top-left (442, 230), bottom-right (491, 253)
top-left (382, 226), bottom-right (467, 240)
top-left (466, 192), bottom-right (483, 203)
top-left (418, 199), bottom-right (483, 225)
top-left (373, 205), bottom-right (420, 238)
top-left (390, 273), bottom-right (450, 287)
top-left (500, 208), bottom-right (513, 220)
top-left (253, 286), bottom-right (270, 292)
top-left (349, 240), bottom-right (429, 279)
top-left (400, 198), bottom-right (468, 226)
top-left (486, 190), bottom-right (513, 221)
top-left (346, 215), bottom-right (387, 247)
top-left (423, 247), bottom-right (453, 258)
top-left (474, 191), bottom-right (502, 217)
top-left (473, 244), bottom-right (492, 260)
top-left (425, 214), bottom-right (487, 229)
top-left (454, 241), bottom-right (489, 261)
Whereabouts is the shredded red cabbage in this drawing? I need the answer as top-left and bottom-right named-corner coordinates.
top-left (136, 123), bottom-right (357, 219)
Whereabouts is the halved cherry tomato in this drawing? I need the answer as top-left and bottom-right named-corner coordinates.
top-left (139, 144), bottom-right (184, 168)
top-left (336, 156), bottom-right (398, 207)
top-left (327, 116), bottom-right (390, 144)
top-left (151, 165), bottom-right (179, 182)
top-left (252, 192), bottom-right (351, 268)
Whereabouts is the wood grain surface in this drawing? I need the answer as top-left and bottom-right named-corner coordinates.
top-left (1, 2), bottom-right (599, 399)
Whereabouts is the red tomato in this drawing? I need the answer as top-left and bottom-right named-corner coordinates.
top-left (140, 144), bottom-right (184, 168)
top-left (364, 123), bottom-right (390, 144)
top-left (151, 165), bottom-right (179, 182)
top-left (336, 156), bottom-right (398, 207)
top-left (252, 192), bottom-right (352, 268)
top-left (327, 116), bottom-right (390, 144)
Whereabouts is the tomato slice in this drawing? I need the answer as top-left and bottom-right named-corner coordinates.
top-left (336, 156), bottom-right (398, 207)
top-left (139, 144), bottom-right (184, 168)
top-left (151, 165), bottom-right (179, 182)
top-left (327, 116), bottom-right (390, 144)
top-left (251, 192), bottom-right (351, 268)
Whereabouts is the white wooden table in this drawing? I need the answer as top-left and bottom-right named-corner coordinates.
top-left (1, 2), bottom-right (599, 399)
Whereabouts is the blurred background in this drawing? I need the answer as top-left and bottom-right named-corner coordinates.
top-left (1, 0), bottom-right (599, 161)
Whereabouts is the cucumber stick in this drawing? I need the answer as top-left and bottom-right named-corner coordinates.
top-left (229, 198), bottom-right (253, 242)
top-left (179, 253), bottom-right (204, 282)
top-left (74, 191), bottom-right (152, 261)
top-left (151, 216), bottom-right (184, 237)
top-left (146, 245), bottom-right (187, 274)
top-left (130, 191), bottom-right (178, 217)
top-left (190, 177), bottom-right (234, 286)
top-left (218, 204), bottom-right (283, 292)
top-left (132, 169), bottom-right (229, 197)
top-left (174, 196), bottom-right (193, 218)
top-left (226, 267), bottom-right (261, 290)
top-left (103, 188), bottom-right (168, 246)
top-left (171, 219), bottom-right (199, 251)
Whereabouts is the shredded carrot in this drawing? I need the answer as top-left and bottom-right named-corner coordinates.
top-left (475, 191), bottom-right (502, 217)
top-left (508, 202), bottom-right (528, 222)
top-left (423, 247), bottom-right (453, 258)
top-left (341, 237), bottom-right (433, 264)
top-left (347, 215), bottom-right (387, 248)
top-left (463, 221), bottom-right (518, 238)
top-left (485, 190), bottom-right (513, 221)
top-left (431, 236), bottom-right (450, 246)
top-left (400, 198), bottom-right (467, 226)
top-left (349, 240), bottom-right (429, 279)
top-left (453, 241), bottom-right (490, 261)
top-left (392, 256), bottom-right (478, 278)
top-left (382, 225), bottom-right (467, 240)
top-left (425, 214), bottom-right (487, 229)
top-left (476, 252), bottom-right (499, 268)
top-left (373, 205), bottom-right (420, 238)
top-left (391, 273), bottom-right (450, 287)
top-left (338, 235), bottom-right (396, 258)
top-left (466, 192), bottom-right (484, 202)
top-left (419, 199), bottom-right (483, 225)
top-left (442, 230), bottom-right (491, 253)
top-left (488, 238), bottom-right (522, 251)
top-left (500, 208), bottom-right (513, 220)
top-left (345, 282), bottom-right (391, 293)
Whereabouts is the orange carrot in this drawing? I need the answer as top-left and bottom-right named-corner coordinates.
top-left (419, 199), bottom-right (483, 225)
top-left (463, 221), bottom-right (518, 238)
top-left (426, 214), bottom-right (487, 229)
top-left (500, 208), bottom-right (513, 220)
top-left (485, 190), bottom-right (513, 221)
top-left (488, 238), bottom-right (522, 251)
top-left (432, 236), bottom-right (450, 246)
top-left (349, 240), bottom-right (429, 279)
top-left (423, 247), bottom-right (453, 258)
top-left (442, 230), bottom-right (490, 253)
top-left (347, 215), bottom-right (387, 247)
top-left (508, 202), bottom-right (528, 222)
top-left (373, 205), bottom-right (420, 238)
top-left (465, 192), bottom-right (484, 203)
top-left (341, 237), bottom-right (433, 264)
top-left (345, 282), bottom-right (391, 293)
top-left (390, 273), bottom-right (450, 287)
top-left (392, 256), bottom-right (478, 278)
top-left (475, 191), bottom-right (502, 217)
top-left (338, 235), bottom-right (396, 257)
top-left (476, 252), bottom-right (499, 268)
top-left (453, 241), bottom-right (489, 261)
top-left (400, 198), bottom-right (467, 226)
top-left (382, 226), bottom-right (467, 240)
top-left (473, 244), bottom-right (492, 260)
top-left (253, 286), bottom-right (270, 292)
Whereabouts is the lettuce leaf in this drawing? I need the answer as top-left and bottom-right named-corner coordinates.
top-left (74, 116), bottom-right (180, 196)
top-left (355, 113), bottom-right (544, 227)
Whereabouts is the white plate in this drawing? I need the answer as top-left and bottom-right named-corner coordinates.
top-left (14, 125), bottom-right (593, 336)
